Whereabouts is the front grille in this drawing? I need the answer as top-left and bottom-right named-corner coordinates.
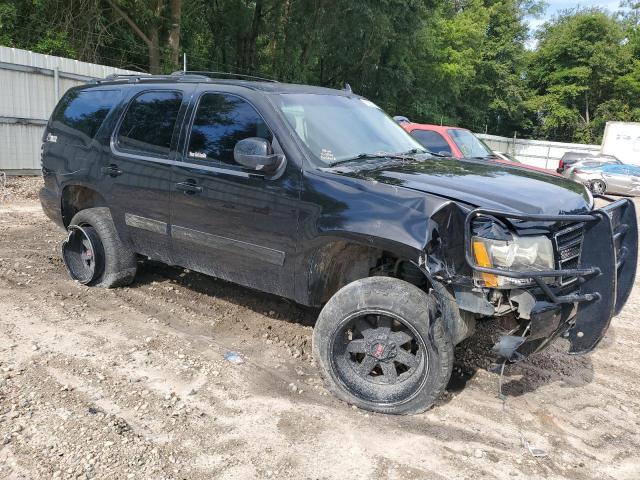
top-left (604, 204), bottom-right (627, 270)
top-left (554, 223), bottom-right (585, 286)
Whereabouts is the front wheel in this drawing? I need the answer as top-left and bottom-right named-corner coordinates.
top-left (312, 277), bottom-right (453, 415)
top-left (589, 179), bottom-right (606, 195)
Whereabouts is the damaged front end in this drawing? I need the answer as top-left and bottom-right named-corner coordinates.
top-left (459, 198), bottom-right (638, 362)
top-left (421, 197), bottom-right (637, 362)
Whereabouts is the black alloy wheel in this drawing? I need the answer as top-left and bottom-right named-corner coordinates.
top-left (313, 276), bottom-right (454, 414)
top-left (331, 310), bottom-right (428, 405)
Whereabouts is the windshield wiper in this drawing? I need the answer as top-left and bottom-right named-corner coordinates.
top-left (330, 151), bottom-right (424, 167)
top-left (421, 150), bottom-right (448, 157)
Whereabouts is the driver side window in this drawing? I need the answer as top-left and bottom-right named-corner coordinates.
top-left (187, 93), bottom-right (272, 165)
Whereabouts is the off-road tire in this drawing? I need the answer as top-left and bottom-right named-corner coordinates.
top-left (313, 276), bottom-right (453, 415)
top-left (68, 207), bottom-right (137, 288)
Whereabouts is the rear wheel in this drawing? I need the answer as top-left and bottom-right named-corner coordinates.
top-left (589, 179), bottom-right (606, 195)
top-left (313, 276), bottom-right (453, 415)
top-left (63, 207), bottom-right (137, 287)
top-left (62, 225), bottom-right (105, 284)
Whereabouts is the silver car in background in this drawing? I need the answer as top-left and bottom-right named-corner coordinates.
top-left (556, 151), bottom-right (620, 174)
top-left (565, 162), bottom-right (640, 196)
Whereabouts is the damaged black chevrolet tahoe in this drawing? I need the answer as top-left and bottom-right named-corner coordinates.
top-left (39, 72), bottom-right (638, 415)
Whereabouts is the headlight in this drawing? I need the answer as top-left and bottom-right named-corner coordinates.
top-left (472, 235), bottom-right (554, 288)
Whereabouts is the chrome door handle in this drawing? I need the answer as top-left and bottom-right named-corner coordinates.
top-left (175, 181), bottom-right (203, 195)
top-left (101, 164), bottom-right (123, 177)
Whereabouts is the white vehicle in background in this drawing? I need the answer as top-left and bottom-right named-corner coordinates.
top-left (601, 122), bottom-right (640, 166)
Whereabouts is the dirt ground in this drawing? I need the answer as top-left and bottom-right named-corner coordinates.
top-left (0, 176), bottom-right (639, 480)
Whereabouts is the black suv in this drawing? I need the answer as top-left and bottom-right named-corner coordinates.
top-left (40, 72), bottom-right (637, 415)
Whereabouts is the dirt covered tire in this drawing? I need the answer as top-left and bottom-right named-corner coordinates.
top-left (66, 207), bottom-right (137, 288)
top-left (312, 276), bottom-right (453, 415)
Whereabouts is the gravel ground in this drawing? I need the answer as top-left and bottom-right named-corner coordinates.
top-left (0, 176), bottom-right (639, 479)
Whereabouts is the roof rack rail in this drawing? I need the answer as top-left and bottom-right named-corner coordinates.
top-left (93, 72), bottom-right (210, 84)
top-left (103, 73), bottom-right (151, 80)
top-left (171, 70), bottom-right (278, 83)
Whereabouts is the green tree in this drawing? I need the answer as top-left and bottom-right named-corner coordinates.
top-left (105, 0), bottom-right (183, 73)
top-left (401, 0), bottom-right (539, 136)
top-left (527, 9), bottom-right (628, 143)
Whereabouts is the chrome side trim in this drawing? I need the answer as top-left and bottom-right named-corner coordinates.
top-left (124, 213), bottom-right (168, 235)
top-left (171, 225), bottom-right (285, 266)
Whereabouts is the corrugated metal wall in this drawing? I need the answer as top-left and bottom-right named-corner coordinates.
top-left (0, 47), bottom-right (141, 174)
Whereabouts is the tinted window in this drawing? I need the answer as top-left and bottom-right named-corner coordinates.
top-left (561, 152), bottom-right (593, 164)
top-left (188, 93), bottom-right (272, 165)
top-left (51, 89), bottom-right (120, 142)
top-left (409, 129), bottom-right (452, 155)
top-left (276, 94), bottom-right (424, 165)
top-left (447, 129), bottom-right (492, 158)
top-left (117, 91), bottom-right (182, 156)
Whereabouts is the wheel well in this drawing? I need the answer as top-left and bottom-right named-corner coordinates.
top-left (308, 242), bottom-right (430, 306)
top-left (308, 243), bottom-right (474, 344)
top-left (61, 185), bottom-right (107, 227)
top-left (308, 242), bottom-right (381, 305)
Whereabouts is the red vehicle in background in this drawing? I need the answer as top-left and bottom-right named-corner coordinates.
top-left (394, 117), bottom-right (489, 159)
top-left (394, 117), bottom-right (558, 175)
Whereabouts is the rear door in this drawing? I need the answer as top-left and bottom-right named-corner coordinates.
top-left (169, 86), bottom-right (300, 298)
top-left (102, 85), bottom-right (194, 263)
top-left (602, 165), bottom-right (632, 194)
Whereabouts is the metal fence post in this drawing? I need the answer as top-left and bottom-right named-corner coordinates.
top-left (54, 66), bottom-right (60, 101)
top-left (545, 146), bottom-right (551, 169)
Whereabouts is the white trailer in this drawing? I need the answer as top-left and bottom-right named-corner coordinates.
top-left (601, 121), bottom-right (640, 165)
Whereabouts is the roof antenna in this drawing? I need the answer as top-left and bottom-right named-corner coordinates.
top-left (343, 82), bottom-right (352, 94)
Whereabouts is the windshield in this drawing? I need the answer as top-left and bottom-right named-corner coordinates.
top-left (276, 94), bottom-right (425, 165)
top-left (447, 129), bottom-right (492, 158)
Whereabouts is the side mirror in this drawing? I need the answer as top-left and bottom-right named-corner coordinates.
top-left (393, 115), bottom-right (410, 124)
top-left (234, 137), bottom-right (285, 175)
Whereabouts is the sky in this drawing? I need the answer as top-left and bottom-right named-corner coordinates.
top-left (526, 1), bottom-right (625, 47)
top-left (543, 0), bottom-right (622, 18)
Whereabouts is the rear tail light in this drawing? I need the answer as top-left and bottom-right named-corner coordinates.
top-left (558, 160), bottom-right (564, 169)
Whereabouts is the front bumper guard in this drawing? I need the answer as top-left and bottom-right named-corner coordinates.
top-left (464, 198), bottom-right (638, 356)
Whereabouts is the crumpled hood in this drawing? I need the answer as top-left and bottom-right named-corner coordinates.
top-left (341, 158), bottom-right (592, 215)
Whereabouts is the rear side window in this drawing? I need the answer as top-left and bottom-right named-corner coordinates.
top-left (116, 91), bottom-right (183, 156)
top-left (51, 89), bottom-right (120, 143)
top-left (187, 93), bottom-right (272, 165)
top-left (409, 129), bottom-right (452, 155)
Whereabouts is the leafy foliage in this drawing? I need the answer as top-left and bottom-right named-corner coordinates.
top-left (0, 0), bottom-right (638, 143)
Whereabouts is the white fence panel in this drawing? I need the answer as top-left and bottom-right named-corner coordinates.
top-left (477, 133), bottom-right (600, 169)
top-left (0, 123), bottom-right (43, 171)
top-left (0, 46), bottom-right (141, 174)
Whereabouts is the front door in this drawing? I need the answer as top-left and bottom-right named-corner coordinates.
top-left (170, 89), bottom-right (300, 297)
top-left (102, 86), bottom-right (193, 264)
